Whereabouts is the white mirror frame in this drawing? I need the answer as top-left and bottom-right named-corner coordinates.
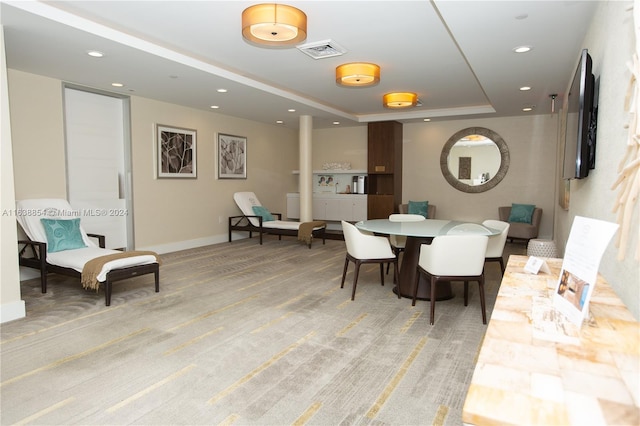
top-left (440, 127), bottom-right (510, 193)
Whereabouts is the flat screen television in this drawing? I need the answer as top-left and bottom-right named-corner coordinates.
top-left (563, 48), bottom-right (598, 180)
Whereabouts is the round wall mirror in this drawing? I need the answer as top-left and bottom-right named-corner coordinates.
top-left (440, 127), bottom-right (509, 193)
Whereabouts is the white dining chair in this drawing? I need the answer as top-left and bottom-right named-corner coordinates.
top-left (386, 214), bottom-right (426, 275)
top-left (482, 219), bottom-right (510, 275)
top-left (446, 223), bottom-right (490, 235)
top-left (412, 234), bottom-right (489, 325)
top-left (389, 214), bottom-right (426, 222)
top-left (341, 221), bottom-right (400, 300)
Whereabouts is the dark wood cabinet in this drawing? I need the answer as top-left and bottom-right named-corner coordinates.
top-left (367, 121), bottom-right (402, 219)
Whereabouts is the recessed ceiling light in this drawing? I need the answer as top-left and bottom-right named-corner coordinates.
top-left (423, 118), bottom-right (431, 122)
top-left (522, 106), bottom-right (535, 112)
top-left (217, 88), bottom-right (227, 93)
top-left (111, 83), bottom-right (124, 87)
top-left (333, 121), bottom-right (340, 125)
top-left (513, 46), bottom-right (532, 53)
top-left (276, 120), bottom-right (284, 124)
top-left (520, 86), bottom-right (531, 91)
top-left (288, 109), bottom-right (296, 112)
top-left (210, 105), bottom-right (219, 109)
top-left (87, 50), bottom-right (104, 57)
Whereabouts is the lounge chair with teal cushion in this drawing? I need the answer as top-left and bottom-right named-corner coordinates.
top-left (16, 198), bottom-right (160, 306)
top-left (229, 192), bottom-right (326, 248)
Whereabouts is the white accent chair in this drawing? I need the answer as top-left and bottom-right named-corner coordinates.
top-left (412, 235), bottom-right (489, 325)
top-left (341, 221), bottom-right (399, 301)
top-left (482, 219), bottom-right (510, 275)
top-left (16, 198), bottom-right (159, 306)
top-left (229, 192), bottom-right (326, 248)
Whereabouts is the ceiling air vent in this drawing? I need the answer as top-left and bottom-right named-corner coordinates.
top-left (297, 39), bottom-right (347, 59)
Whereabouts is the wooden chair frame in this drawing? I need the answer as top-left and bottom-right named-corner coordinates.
top-left (412, 269), bottom-right (486, 325)
top-left (341, 253), bottom-right (400, 301)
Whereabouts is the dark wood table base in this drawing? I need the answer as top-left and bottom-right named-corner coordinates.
top-left (394, 236), bottom-right (454, 301)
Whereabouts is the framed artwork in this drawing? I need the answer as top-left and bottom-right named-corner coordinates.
top-left (157, 124), bottom-right (197, 178)
top-left (218, 133), bottom-right (247, 179)
top-left (458, 156), bottom-right (471, 179)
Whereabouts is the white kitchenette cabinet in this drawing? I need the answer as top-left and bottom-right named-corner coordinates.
top-left (286, 193), bottom-right (367, 222)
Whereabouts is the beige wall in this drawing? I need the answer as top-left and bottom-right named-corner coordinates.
top-left (312, 126), bottom-right (368, 171)
top-left (403, 115), bottom-right (558, 239)
top-left (9, 71), bottom-right (67, 199)
top-left (555, 1), bottom-right (638, 319)
top-left (129, 97), bottom-right (298, 250)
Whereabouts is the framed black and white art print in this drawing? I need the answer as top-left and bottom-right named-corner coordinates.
top-left (218, 133), bottom-right (247, 179)
top-left (157, 124), bottom-right (197, 178)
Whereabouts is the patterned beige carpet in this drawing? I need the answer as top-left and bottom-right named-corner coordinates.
top-left (1, 236), bottom-right (526, 425)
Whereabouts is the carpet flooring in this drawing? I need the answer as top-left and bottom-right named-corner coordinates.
top-left (1, 236), bottom-right (526, 425)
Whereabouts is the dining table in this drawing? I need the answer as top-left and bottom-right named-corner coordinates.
top-left (355, 219), bottom-right (500, 300)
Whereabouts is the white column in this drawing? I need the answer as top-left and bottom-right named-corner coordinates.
top-left (1, 27), bottom-right (26, 323)
top-left (299, 115), bottom-right (313, 222)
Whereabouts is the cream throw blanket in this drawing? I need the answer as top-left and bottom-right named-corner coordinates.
top-left (81, 251), bottom-right (161, 291)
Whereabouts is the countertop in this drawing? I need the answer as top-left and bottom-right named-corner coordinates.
top-left (462, 255), bottom-right (639, 425)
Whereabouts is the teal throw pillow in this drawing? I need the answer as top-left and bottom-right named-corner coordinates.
top-left (40, 218), bottom-right (87, 253)
top-left (508, 203), bottom-right (536, 224)
top-left (252, 205), bottom-right (275, 222)
top-left (408, 200), bottom-right (429, 218)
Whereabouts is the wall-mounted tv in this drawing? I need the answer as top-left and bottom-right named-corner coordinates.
top-left (562, 48), bottom-right (598, 180)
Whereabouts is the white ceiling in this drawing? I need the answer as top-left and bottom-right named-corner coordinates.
top-left (1, 1), bottom-right (598, 129)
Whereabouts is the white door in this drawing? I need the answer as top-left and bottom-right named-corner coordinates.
top-left (64, 87), bottom-right (131, 249)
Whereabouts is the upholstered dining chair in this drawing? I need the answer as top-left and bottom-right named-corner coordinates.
top-left (399, 203), bottom-right (436, 219)
top-left (341, 221), bottom-right (400, 301)
top-left (412, 235), bottom-right (489, 325)
top-left (446, 222), bottom-right (490, 235)
top-left (386, 213), bottom-right (425, 275)
top-left (482, 219), bottom-right (510, 276)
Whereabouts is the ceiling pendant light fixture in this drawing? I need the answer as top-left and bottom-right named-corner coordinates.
top-left (383, 92), bottom-right (418, 108)
top-left (335, 63), bottom-right (380, 87)
top-left (242, 3), bottom-right (307, 47)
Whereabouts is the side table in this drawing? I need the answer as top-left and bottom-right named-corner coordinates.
top-left (527, 238), bottom-right (558, 257)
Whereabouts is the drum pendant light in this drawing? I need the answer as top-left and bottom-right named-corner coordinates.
top-left (242, 3), bottom-right (307, 46)
top-left (336, 63), bottom-right (381, 87)
top-left (383, 92), bottom-right (418, 108)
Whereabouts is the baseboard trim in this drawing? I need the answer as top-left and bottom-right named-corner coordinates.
top-left (1, 300), bottom-right (26, 324)
top-left (138, 234), bottom-right (231, 255)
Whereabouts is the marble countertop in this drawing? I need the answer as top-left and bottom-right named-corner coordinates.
top-left (462, 255), bottom-right (639, 425)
